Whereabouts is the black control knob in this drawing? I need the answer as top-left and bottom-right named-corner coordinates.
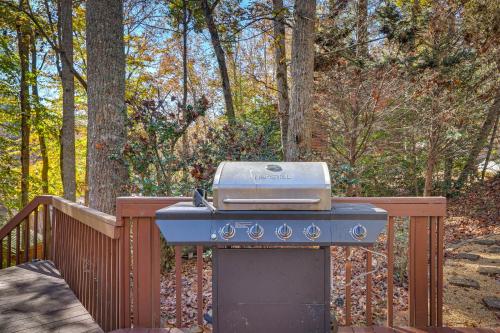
top-left (351, 224), bottom-right (367, 241)
top-left (219, 223), bottom-right (235, 240)
top-left (248, 223), bottom-right (264, 240)
top-left (305, 223), bottom-right (321, 240)
top-left (276, 223), bottom-right (293, 240)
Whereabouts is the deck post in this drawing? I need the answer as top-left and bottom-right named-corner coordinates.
top-left (409, 216), bottom-right (429, 326)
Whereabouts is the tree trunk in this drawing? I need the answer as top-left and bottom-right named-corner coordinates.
top-left (272, 0), bottom-right (290, 158)
top-left (356, 0), bottom-right (368, 58)
top-left (200, 0), bottom-right (235, 123)
top-left (481, 110), bottom-right (499, 181)
top-left (443, 155), bottom-right (453, 196)
top-left (286, 0), bottom-right (316, 161)
top-left (424, 126), bottom-right (439, 196)
top-left (409, 134), bottom-right (419, 196)
top-left (424, 151), bottom-right (435, 196)
top-left (86, 0), bottom-right (128, 215)
top-left (181, 0), bottom-right (189, 159)
top-left (59, 0), bottom-right (76, 201)
top-left (17, 0), bottom-right (30, 207)
top-left (455, 88), bottom-right (500, 190)
top-left (31, 34), bottom-right (49, 194)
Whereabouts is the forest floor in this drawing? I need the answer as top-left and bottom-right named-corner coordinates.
top-left (159, 176), bottom-right (500, 331)
top-left (443, 176), bottom-right (500, 327)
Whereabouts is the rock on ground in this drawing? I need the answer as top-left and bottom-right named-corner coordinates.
top-left (455, 253), bottom-right (481, 261)
top-left (448, 276), bottom-right (480, 289)
top-left (477, 266), bottom-right (500, 276)
top-left (473, 239), bottom-right (496, 246)
top-left (482, 296), bottom-right (500, 310)
top-left (486, 245), bottom-right (500, 254)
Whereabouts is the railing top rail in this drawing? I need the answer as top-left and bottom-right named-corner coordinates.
top-left (333, 196), bottom-right (446, 204)
top-left (334, 196), bottom-right (447, 217)
top-left (0, 196), bottom-right (121, 240)
top-left (117, 196), bottom-right (447, 218)
top-left (51, 197), bottom-right (120, 239)
top-left (116, 196), bottom-right (191, 220)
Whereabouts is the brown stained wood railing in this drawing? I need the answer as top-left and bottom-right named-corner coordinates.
top-left (0, 195), bottom-right (52, 268)
top-left (0, 196), bottom-right (124, 332)
top-left (335, 197), bottom-right (446, 327)
top-left (1, 195), bottom-right (446, 331)
top-left (116, 196), bottom-right (446, 329)
top-left (50, 197), bottom-right (122, 332)
top-left (115, 197), bottom-right (192, 329)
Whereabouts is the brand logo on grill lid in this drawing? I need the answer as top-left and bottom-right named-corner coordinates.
top-left (255, 174), bottom-right (292, 180)
top-left (266, 164), bottom-right (282, 172)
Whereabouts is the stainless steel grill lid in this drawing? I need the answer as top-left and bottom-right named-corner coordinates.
top-left (212, 161), bottom-right (331, 211)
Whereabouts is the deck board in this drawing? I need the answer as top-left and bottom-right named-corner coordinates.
top-left (0, 260), bottom-right (103, 333)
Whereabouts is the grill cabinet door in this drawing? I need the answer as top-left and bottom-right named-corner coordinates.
top-left (213, 248), bottom-right (330, 333)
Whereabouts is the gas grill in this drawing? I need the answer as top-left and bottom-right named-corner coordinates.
top-left (156, 161), bottom-right (387, 333)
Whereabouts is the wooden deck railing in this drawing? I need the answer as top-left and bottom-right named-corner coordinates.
top-left (0, 196), bottom-right (123, 332)
top-left (0, 195), bottom-right (52, 268)
top-left (1, 195), bottom-right (446, 331)
top-left (116, 196), bottom-right (446, 329)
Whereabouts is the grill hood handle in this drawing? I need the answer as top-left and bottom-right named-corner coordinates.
top-left (222, 198), bottom-right (321, 204)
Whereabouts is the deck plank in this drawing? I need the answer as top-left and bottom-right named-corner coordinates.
top-left (0, 260), bottom-right (103, 333)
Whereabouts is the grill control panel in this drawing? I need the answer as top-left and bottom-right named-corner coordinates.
top-left (202, 220), bottom-right (384, 245)
top-left (156, 203), bottom-right (388, 246)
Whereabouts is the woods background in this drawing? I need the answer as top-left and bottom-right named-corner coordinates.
top-left (0, 0), bottom-right (498, 220)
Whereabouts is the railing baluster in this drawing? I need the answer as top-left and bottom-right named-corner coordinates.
top-left (366, 247), bottom-right (372, 326)
top-left (105, 237), bottom-right (111, 331)
top-left (175, 245), bottom-right (182, 328)
top-left (78, 221), bottom-right (84, 302)
top-left (121, 217), bottom-right (131, 328)
top-left (96, 232), bottom-right (102, 327)
top-left (24, 216), bottom-right (29, 262)
top-left (61, 212), bottom-right (66, 275)
top-left (131, 219), bottom-right (138, 327)
top-left (15, 225), bottom-right (20, 265)
top-left (345, 246), bottom-right (352, 326)
top-left (7, 231), bottom-right (11, 267)
top-left (197, 245), bottom-right (203, 326)
top-left (152, 219), bottom-right (161, 328)
top-left (430, 216), bottom-right (437, 326)
top-left (409, 216), bottom-right (430, 326)
top-left (43, 204), bottom-right (48, 259)
top-left (34, 208), bottom-right (38, 259)
top-left (0, 238), bottom-right (3, 269)
top-left (66, 213), bottom-right (72, 285)
top-left (437, 216), bottom-right (444, 326)
top-left (72, 214), bottom-right (77, 291)
top-left (91, 227), bottom-right (96, 320)
top-left (99, 233), bottom-right (103, 330)
top-left (110, 238), bottom-right (116, 330)
top-left (386, 216), bottom-right (394, 327)
top-left (52, 210), bottom-right (57, 264)
top-left (83, 224), bottom-right (89, 310)
top-left (111, 239), bottom-right (119, 329)
top-left (56, 210), bottom-right (61, 266)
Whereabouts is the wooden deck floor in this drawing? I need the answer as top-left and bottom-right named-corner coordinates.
top-left (0, 260), bottom-right (103, 333)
